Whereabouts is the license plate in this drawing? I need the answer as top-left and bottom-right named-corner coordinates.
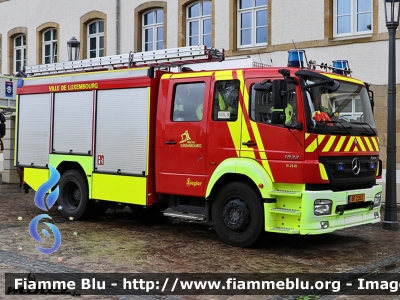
top-left (348, 194), bottom-right (365, 203)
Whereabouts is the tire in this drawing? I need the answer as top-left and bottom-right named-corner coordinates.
top-left (58, 169), bottom-right (91, 220)
top-left (212, 182), bottom-right (263, 247)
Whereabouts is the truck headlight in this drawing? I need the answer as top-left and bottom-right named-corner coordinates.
top-left (314, 199), bottom-right (332, 216)
top-left (373, 192), bottom-right (382, 207)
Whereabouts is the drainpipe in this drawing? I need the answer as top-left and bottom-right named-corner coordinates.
top-left (116, 0), bottom-right (120, 55)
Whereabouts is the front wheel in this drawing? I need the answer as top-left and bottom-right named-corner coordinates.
top-left (212, 182), bottom-right (263, 247)
top-left (58, 169), bottom-right (91, 220)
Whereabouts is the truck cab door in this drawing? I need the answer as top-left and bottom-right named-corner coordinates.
top-left (240, 78), bottom-right (305, 183)
top-left (156, 76), bottom-right (210, 196)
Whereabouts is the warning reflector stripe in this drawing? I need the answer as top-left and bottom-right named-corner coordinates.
top-left (334, 136), bottom-right (347, 152)
top-left (305, 138), bottom-right (318, 153)
top-left (364, 137), bottom-right (374, 151)
top-left (371, 136), bottom-right (379, 151)
top-left (344, 137), bottom-right (355, 152)
top-left (322, 136), bottom-right (336, 152)
top-left (356, 137), bottom-right (367, 152)
top-left (305, 134), bottom-right (380, 153)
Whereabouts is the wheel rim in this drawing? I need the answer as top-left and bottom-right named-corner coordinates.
top-left (62, 181), bottom-right (81, 210)
top-left (222, 198), bottom-right (250, 232)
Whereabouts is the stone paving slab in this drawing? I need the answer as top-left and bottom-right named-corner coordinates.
top-left (1, 179), bottom-right (400, 299)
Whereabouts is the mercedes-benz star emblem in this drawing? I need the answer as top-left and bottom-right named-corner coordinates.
top-left (352, 157), bottom-right (361, 175)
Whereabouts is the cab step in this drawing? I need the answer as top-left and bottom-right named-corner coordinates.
top-left (270, 190), bottom-right (302, 198)
top-left (163, 208), bottom-right (206, 221)
top-left (268, 227), bottom-right (300, 234)
top-left (269, 207), bottom-right (301, 216)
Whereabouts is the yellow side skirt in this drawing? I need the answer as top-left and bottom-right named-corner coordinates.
top-left (91, 173), bottom-right (147, 205)
top-left (24, 168), bottom-right (49, 191)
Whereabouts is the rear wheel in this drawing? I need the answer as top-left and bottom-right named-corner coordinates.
top-left (212, 182), bottom-right (263, 247)
top-left (58, 169), bottom-right (91, 220)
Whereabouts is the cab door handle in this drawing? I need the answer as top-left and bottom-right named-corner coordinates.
top-left (242, 140), bottom-right (257, 147)
top-left (165, 140), bottom-right (177, 145)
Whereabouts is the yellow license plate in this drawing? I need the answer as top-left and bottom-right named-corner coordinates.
top-left (349, 194), bottom-right (365, 203)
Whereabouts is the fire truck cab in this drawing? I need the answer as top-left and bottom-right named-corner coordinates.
top-left (16, 46), bottom-right (382, 247)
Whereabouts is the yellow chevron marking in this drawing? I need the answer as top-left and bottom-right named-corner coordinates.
top-left (334, 136), bottom-right (346, 152)
top-left (344, 137), bottom-right (355, 152)
top-left (306, 138), bottom-right (318, 152)
top-left (356, 137), bottom-right (366, 152)
top-left (322, 136), bottom-right (336, 152)
top-left (354, 146), bottom-right (359, 152)
top-left (372, 137), bottom-right (379, 151)
top-left (305, 133), bottom-right (310, 140)
top-left (364, 136), bottom-right (374, 151)
top-left (317, 135), bottom-right (326, 145)
top-left (319, 163), bottom-right (329, 180)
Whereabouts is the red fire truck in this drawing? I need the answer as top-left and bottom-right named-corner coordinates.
top-left (15, 46), bottom-right (382, 247)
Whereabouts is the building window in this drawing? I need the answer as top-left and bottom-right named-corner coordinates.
top-left (87, 20), bottom-right (104, 58)
top-left (186, 1), bottom-right (212, 47)
top-left (334, 0), bottom-right (372, 37)
top-left (237, 0), bottom-right (268, 48)
top-left (14, 34), bottom-right (26, 73)
top-left (143, 9), bottom-right (164, 51)
top-left (43, 28), bottom-right (57, 64)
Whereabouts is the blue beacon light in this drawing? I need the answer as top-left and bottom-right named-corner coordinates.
top-left (287, 50), bottom-right (305, 68)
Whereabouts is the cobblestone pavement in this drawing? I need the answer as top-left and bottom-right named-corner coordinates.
top-left (1, 178), bottom-right (400, 300)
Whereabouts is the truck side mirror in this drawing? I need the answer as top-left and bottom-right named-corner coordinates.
top-left (253, 80), bottom-right (272, 92)
top-left (271, 80), bottom-right (287, 124)
top-left (364, 82), bottom-right (374, 113)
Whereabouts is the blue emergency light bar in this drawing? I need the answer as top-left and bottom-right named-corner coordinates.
top-left (287, 50), bottom-right (305, 68)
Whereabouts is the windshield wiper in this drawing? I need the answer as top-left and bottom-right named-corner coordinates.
top-left (349, 121), bottom-right (377, 136)
top-left (315, 120), bottom-right (351, 135)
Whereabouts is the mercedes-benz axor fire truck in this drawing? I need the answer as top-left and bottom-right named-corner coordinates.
top-left (15, 46), bottom-right (382, 247)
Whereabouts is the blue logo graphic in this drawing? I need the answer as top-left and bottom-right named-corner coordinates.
top-left (5, 81), bottom-right (13, 98)
top-left (29, 165), bottom-right (62, 255)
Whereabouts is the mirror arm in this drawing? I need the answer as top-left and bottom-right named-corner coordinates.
top-left (284, 121), bottom-right (303, 131)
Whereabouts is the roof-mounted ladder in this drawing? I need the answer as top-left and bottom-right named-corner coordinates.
top-left (24, 45), bottom-right (225, 76)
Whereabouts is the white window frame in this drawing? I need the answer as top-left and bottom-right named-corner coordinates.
top-left (237, 0), bottom-right (268, 49)
top-left (42, 28), bottom-right (57, 64)
top-left (333, 0), bottom-right (372, 38)
top-left (333, 96), bottom-right (363, 121)
top-left (186, 1), bottom-right (212, 47)
top-left (14, 34), bottom-right (26, 74)
top-left (142, 8), bottom-right (164, 51)
top-left (87, 20), bottom-right (104, 58)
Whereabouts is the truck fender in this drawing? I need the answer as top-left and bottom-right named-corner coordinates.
top-left (205, 158), bottom-right (274, 199)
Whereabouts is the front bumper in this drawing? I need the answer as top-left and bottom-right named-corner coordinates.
top-left (300, 184), bottom-right (382, 234)
top-left (264, 184), bottom-right (382, 235)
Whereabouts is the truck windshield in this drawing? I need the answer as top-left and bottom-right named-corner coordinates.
top-left (304, 78), bottom-right (376, 136)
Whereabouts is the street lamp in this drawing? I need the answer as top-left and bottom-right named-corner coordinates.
top-left (383, 0), bottom-right (400, 230)
top-left (67, 37), bottom-right (80, 61)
